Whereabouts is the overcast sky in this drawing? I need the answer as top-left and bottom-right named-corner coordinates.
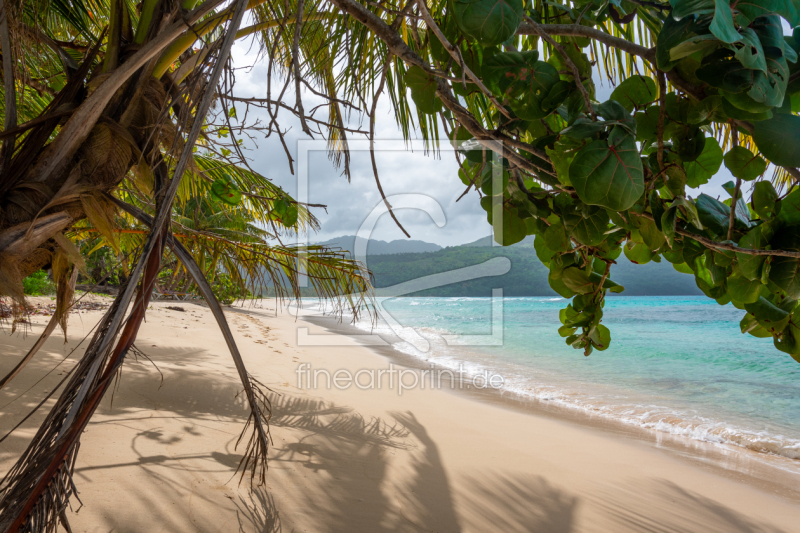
top-left (229, 38), bottom-right (738, 248)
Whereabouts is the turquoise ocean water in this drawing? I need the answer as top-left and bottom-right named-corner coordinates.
top-left (349, 296), bottom-right (800, 463)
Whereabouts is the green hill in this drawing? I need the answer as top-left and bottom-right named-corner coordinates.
top-left (366, 237), bottom-right (702, 297)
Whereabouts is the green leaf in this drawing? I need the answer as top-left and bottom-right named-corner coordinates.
top-left (509, 61), bottom-right (562, 119)
top-left (722, 91), bottom-right (773, 113)
top-left (639, 217), bottom-right (666, 250)
top-left (569, 136), bottom-right (645, 211)
top-left (563, 206), bottom-right (609, 246)
top-left (454, 0), bottom-right (524, 47)
top-left (728, 273), bottom-right (763, 303)
top-left (657, 14), bottom-right (699, 71)
top-left (752, 181), bottom-right (779, 219)
top-left (482, 50), bottom-right (539, 96)
top-left (673, 126), bottom-right (706, 162)
top-left (544, 221), bottom-right (571, 252)
top-left (685, 137), bottom-right (723, 187)
top-left (534, 236), bottom-right (556, 264)
top-left (671, 0), bottom-right (715, 19)
top-left (768, 227), bottom-right (800, 298)
top-left (635, 106), bottom-right (661, 141)
top-left (709, 0), bottom-right (742, 44)
top-left (695, 193), bottom-right (732, 236)
top-left (696, 50), bottom-right (756, 94)
top-left (542, 80), bottom-right (571, 110)
top-left (744, 296), bottom-right (791, 332)
top-left (609, 76), bottom-right (657, 112)
top-left (588, 323), bottom-right (611, 350)
top-left (561, 267), bottom-right (596, 294)
top-left (546, 136), bottom-right (585, 186)
top-left (624, 241), bottom-right (653, 264)
top-left (736, 222), bottom-right (776, 279)
top-left (736, 0), bottom-right (800, 27)
top-left (733, 28), bottom-right (767, 72)
top-left (670, 34), bottom-right (721, 61)
top-left (405, 66), bottom-right (443, 114)
top-left (779, 188), bottom-right (800, 225)
top-left (549, 270), bottom-right (577, 298)
top-left (723, 146), bottom-right (767, 181)
top-left (493, 207), bottom-right (528, 245)
top-left (753, 112), bottom-right (800, 168)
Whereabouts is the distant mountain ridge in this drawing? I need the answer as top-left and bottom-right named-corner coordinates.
top-left (316, 235), bottom-right (442, 256)
top-left (271, 234), bottom-right (702, 297)
top-left (358, 236), bottom-right (702, 297)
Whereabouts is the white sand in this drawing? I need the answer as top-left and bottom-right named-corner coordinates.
top-left (1, 297), bottom-right (798, 532)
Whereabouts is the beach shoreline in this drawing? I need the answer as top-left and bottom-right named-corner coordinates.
top-left (1, 296), bottom-right (799, 532)
top-left (301, 308), bottom-right (800, 500)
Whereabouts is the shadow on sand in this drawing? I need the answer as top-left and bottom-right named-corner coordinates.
top-left (0, 334), bottom-right (790, 533)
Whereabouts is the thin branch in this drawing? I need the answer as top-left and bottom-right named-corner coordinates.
top-left (370, 55), bottom-right (410, 237)
top-left (524, 17), bottom-right (595, 120)
top-left (291, 0), bottom-right (312, 136)
top-left (415, 0), bottom-right (511, 119)
top-left (518, 22), bottom-right (656, 63)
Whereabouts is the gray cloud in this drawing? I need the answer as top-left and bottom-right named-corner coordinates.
top-left (229, 40), bottom-right (747, 248)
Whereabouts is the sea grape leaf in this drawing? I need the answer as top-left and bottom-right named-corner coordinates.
top-left (453, 0), bottom-right (524, 47)
top-left (673, 126), bottom-right (706, 162)
top-left (688, 96), bottom-right (725, 124)
top-left (736, 0), bottom-right (800, 27)
top-left (569, 136), bottom-right (645, 211)
top-left (635, 106), bottom-right (661, 141)
top-left (709, 0), bottom-right (742, 44)
top-left (549, 270), bottom-right (577, 298)
top-left (744, 296), bottom-right (791, 332)
top-left (768, 227), bottom-right (800, 298)
top-left (779, 188), bottom-right (800, 225)
top-left (546, 136), bottom-right (586, 186)
top-left (561, 267), bottom-right (597, 294)
top-left (563, 206), bottom-right (609, 246)
top-left (722, 90), bottom-right (774, 113)
top-left (696, 50), bottom-right (755, 94)
top-left (720, 96), bottom-right (773, 121)
top-left (736, 222), bottom-right (776, 279)
top-left (534, 236), bottom-right (556, 264)
top-left (685, 137), bottom-right (723, 187)
top-left (748, 16), bottom-right (790, 107)
top-left (752, 181), bottom-right (779, 219)
top-left (541, 80), bottom-right (571, 110)
top-left (657, 14), bottom-right (701, 71)
top-left (544, 222), bottom-right (571, 252)
top-left (509, 61), bottom-right (562, 119)
top-left (596, 99), bottom-right (630, 121)
top-left (670, 34), bottom-right (721, 61)
top-left (609, 76), bottom-right (657, 112)
top-left (753, 111), bottom-right (800, 168)
top-left (728, 273), bottom-right (763, 303)
top-left (695, 193), bottom-right (733, 236)
top-left (723, 146), bottom-right (768, 181)
top-left (482, 50), bottom-right (539, 96)
top-left (589, 324), bottom-right (612, 350)
top-left (733, 28), bottom-right (767, 73)
top-left (624, 241), bottom-right (653, 264)
top-left (670, 0), bottom-right (715, 19)
top-left (405, 66), bottom-right (443, 114)
top-left (493, 206), bottom-right (528, 245)
top-left (639, 217), bottom-right (666, 250)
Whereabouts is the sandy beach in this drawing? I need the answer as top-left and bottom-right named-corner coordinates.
top-left (1, 296), bottom-right (799, 532)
